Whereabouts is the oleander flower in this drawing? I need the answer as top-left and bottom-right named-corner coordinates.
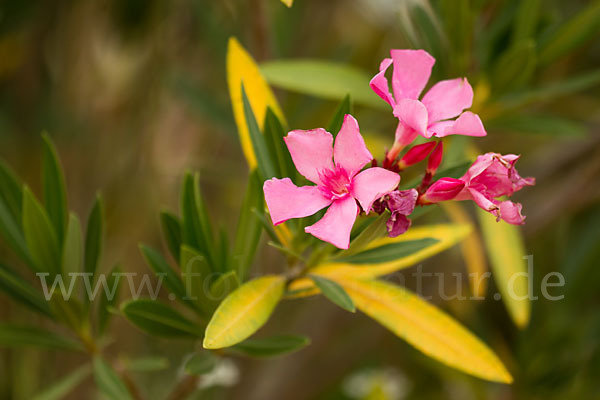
top-left (263, 115), bottom-right (400, 249)
top-left (455, 153), bottom-right (535, 224)
top-left (370, 49), bottom-right (487, 158)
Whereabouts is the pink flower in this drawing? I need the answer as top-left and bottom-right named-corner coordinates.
top-left (263, 115), bottom-right (400, 249)
top-left (419, 178), bottom-right (465, 204)
top-left (455, 153), bottom-right (535, 225)
top-left (370, 50), bottom-right (486, 158)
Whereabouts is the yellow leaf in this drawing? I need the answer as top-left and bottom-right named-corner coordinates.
top-left (338, 278), bottom-right (513, 383)
top-left (280, 0), bottom-right (294, 7)
top-left (477, 208), bottom-right (531, 328)
top-left (288, 224), bottom-right (472, 294)
top-left (203, 275), bottom-right (285, 349)
top-left (227, 37), bottom-right (286, 169)
top-left (442, 203), bottom-right (488, 298)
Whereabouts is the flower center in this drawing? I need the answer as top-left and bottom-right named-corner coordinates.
top-left (319, 165), bottom-right (352, 199)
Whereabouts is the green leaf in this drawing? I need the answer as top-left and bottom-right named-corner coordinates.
top-left (84, 194), bottom-right (104, 279)
top-left (338, 279), bottom-right (512, 383)
top-left (233, 171), bottom-right (263, 280)
top-left (264, 107), bottom-right (294, 179)
top-left (140, 244), bottom-right (187, 301)
top-left (310, 275), bottom-right (355, 312)
top-left (260, 60), bottom-right (385, 109)
top-left (180, 172), bottom-right (215, 267)
top-left (180, 244), bottom-right (214, 314)
top-left (512, 0), bottom-right (541, 44)
top-left (0, 160), bottom-right (23, 226)
top-left (326, 94), bottom-right (352, 137)
top-left (98, 265), bottom-right (122, 335)
top-left (93, 357), bottom-right (133, 400)
top-left (231, 334), bottom-right (310, 358)
top-left (0, 324), bottom-right (83, 351)
top-left (203, 275), bottom-right (285, 349)
top-left (491, 40), bottom-right (536, 94)
top-left (209, 270), bottom-right (240, 303)
top-left (160, 211), bottom-right (182, 262)
top-left (41, 133), bottom-right (68, 244)
top-left (32, 365), bottom-right (91, 400)
top-left (477, 208), bottom-right (530, 328)
top-left (121, 299), bottom-right (203, 338)
top-left (345, 212), bottom-right (389, 257)
top-left (242, 84), bottom-right (277, 180)
top-left (0, 198), bottom-right (32, 266)
top-left (49, 293), bottom-right (85, 332)
top-left (62, 213), bottom-right (82, 276)
top-left (121, 356), bottom-right (170, 372)
top-left (0, 263), bottom-right (52, 316)
top-left (336, 238), bottom-right (439, 265)
top-left (487, 114), bottom-right (586, 137)
top-left (538, 1), bottom-right (600, 66)
top-left (184, 352), bottom-right (216, 375)
top-left (22, 187), bottom-right (61, 275)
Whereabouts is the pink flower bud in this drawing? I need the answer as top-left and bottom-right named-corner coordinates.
top-left (427, 141), bottom-right (443, 173)
top-left (419, 177), bottom-right (464, 204)
top-left (398, 142), bottom-right (436, 169)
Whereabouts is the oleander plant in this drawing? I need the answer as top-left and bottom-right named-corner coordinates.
top-left (0, 0), bottom-right (599, 399)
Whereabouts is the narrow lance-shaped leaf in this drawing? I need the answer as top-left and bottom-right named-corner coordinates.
top-left (338, 278), bottom-right (513, 383)
top-left (233, 170), bottom-right (263, 280)
top-left (41, 133), bottom-right (68, 244)
top-left (184, 352), bottom-right (216, 375)
top-left (231, 334), bottom-right (310, 358)
top-left (0, 198), bottom-right (33, 268)
top-left (140, 244), bottom-right (188, 302)
top-left (160, 211), bottom-right (182, 262)
top-left (84, 194), bottom-right (104, 279)
top-left (120, 299), bottom-right (203, 338)
top-left (93, 358), bottom-right (133, 400)
top-left (32, 365), bottom-right (91, 400)
top-left (242, 84), bottom-right (277, 180)
top-left (62, 213), bottom-right (82, 277)
top-left (209, 270), bottom-right (240, 305)
top-left (180, 244), bottom-right (214, 315)
top-left (22, 186), bottom-right (61, 275)
top-left (180, 172), bottom-right (215, 268)
top-left (227, 37), bottom-right (286, 169)
top-left (477, 208), bottom-right (530, 328)
top-left (0, 264), bottom-right (53, 316)
top-left (326, 94), bottom-right (352, 137)
top-left (264, 107), bottom-right (294, 179)
top-left (98, 265), bottom-right (123, 335)
top-left (0, 324), bottom-right (83, 351)
top-left (310, 275), bottom-right (355, 312)
top-left (511, 0), bottom-right (541, 44)
top-left (203, 275), bottom-right (285, 349)
top-left (0, 160), bottom-right (23, 225)
top-left (260, 60), bottom-right (385, 109)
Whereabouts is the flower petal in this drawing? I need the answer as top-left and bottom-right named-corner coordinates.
top-left (284, 128), bottom-right (334, 184)
top-left (393, 99), bottom-right (429, 138)
top-left (499, 201), bottom-right (526, 225)
top-left (264, 178), bottom-right (332, 225)
top-left (421, 78), bottom-right (473, 123)
top-left (429, 112), bottom-right (487, 138)
top-left (390, 49), bottom-right (435, 100)
top-left (333, 115), bottom-right (373, 177)
top-left (369, 58), bottom-right (395, 107)
top-left (305, 196), bottom-right (358, 249)
top-left (352, 167), bottom-right (400, 213)
top-left (387, 213), bottom-right (411, 238)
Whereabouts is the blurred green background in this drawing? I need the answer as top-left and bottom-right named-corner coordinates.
top-left (1, 0), bottom-right (600, 399)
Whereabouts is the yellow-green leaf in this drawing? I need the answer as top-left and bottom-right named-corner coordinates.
top-left (442, 203), bottom-right (488, 298)
top-left (203, 275), bottom-right (285, 349)
top-left (477, 208), bottom-right (530, 328)
top-left (280, 0), bottom-right (293, 7)
top-left (288, 224), bottom-right (471, 295)
top-left (227, 37), bottom-right (286, 169)
top-left (338, 278), bottom-right (512, 383)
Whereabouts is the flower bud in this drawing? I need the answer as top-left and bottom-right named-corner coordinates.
top-left (398, 142), bottom-right (436, 169)
top-left (419, 177), bottom-right (464, 204)
top-left (426, 141), bottom-right (443, 174)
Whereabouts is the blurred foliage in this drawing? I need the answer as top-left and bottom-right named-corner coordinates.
top-left (0, 0), bottom-right (599, 399)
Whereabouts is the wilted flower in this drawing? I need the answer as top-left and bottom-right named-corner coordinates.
top-left (264, 115), bottom-right (400, 249)
top-left (455, 153), bottom-right (535, 224)
top-left (385, 189), bottom-right (418, 237)
top-left (370, 50), bottom-right (486, 160)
